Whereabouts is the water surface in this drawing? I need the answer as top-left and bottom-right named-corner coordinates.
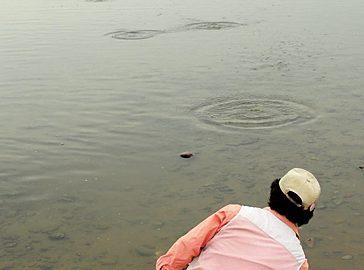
top-left (0, 0), bottom-right (363, 269)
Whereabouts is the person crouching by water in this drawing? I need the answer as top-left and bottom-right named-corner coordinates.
top-left (156, 168), bottom-right (321, 270)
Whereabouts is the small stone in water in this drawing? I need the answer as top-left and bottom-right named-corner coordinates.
top-left (341, 255), bottom-right (353, 260)
top-left (304, 237), bottom-right (315, 248)
top-left (180, 151), bottom-right (194, 158)
top-left (359, 166), bottom-right (364, 169)
top-left (48, 232), bottom-right (66, 241)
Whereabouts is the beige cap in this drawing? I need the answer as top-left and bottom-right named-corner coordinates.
top-left (279, 168), bottom-right (321, 210)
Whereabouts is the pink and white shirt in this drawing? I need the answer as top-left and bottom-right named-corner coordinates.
top-left (156, 204), bottom-right (309, 270)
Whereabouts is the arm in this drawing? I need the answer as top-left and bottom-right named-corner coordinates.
top-left (156, 204), bottom-right (241, 270)
top-left (300, 259), bottom-right (309, 270)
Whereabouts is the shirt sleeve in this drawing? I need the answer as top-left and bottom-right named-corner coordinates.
top-left (300, 259), bottom-right (309, 270)
top-left (155, 204), bottom-right (241, 270)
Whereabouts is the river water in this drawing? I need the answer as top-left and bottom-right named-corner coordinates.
top-left (0, 0), bottom-right (363, 269)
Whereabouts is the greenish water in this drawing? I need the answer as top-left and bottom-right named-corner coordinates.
top-left (0, 0), bottom-right (363, 269)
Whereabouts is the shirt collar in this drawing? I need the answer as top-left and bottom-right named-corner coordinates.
top-left (264, 207), bottom-right (300, 238)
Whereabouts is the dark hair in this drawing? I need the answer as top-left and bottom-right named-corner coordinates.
top-left (268, 179), bottom-right (314, 227)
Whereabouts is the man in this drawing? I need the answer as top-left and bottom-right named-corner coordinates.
top-left (156, 168), bottom-right (321, 270)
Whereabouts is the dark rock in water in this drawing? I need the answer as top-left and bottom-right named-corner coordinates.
top-left (359, 166), bottom-right (364, 169)
top-left (48, 232), bottom-right (66, 241)
top-left (341, 255), bottom-right (353, 260)
top-left (180, 151), bottom-right (194, 158)
top-left (304, 237), bottom-right (315, 248)
top-left (135, 246), bottom-right (154, 257)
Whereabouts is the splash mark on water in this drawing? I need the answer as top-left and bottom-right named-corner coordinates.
top-left (192, 97), bottom-right (316, 130)
top-left (181, 21), bottom-right (244, 31)
top-left (104, 30), bottom-right (165, 40)
top-left (86, 0), bottom-right (109, 2)
top-left (105, 21), bottom-right (244, 40)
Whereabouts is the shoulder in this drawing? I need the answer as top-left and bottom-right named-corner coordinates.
top-left (217, 204), bottom-right (241, 220)
top-left (220, 204), bottom-right (241, 212)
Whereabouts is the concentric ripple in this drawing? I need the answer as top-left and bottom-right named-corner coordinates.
top-left (106, 21), bottom-right (243, 40)
top-left (193, 98), bottom-right (316, 129)
top-left (183, 21), bottom-right (243, 31)
top-left (105, 30), bottom-right (165, 40)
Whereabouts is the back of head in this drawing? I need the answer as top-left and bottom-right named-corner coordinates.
top-left (268, 168), bottom-right (321, 226)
